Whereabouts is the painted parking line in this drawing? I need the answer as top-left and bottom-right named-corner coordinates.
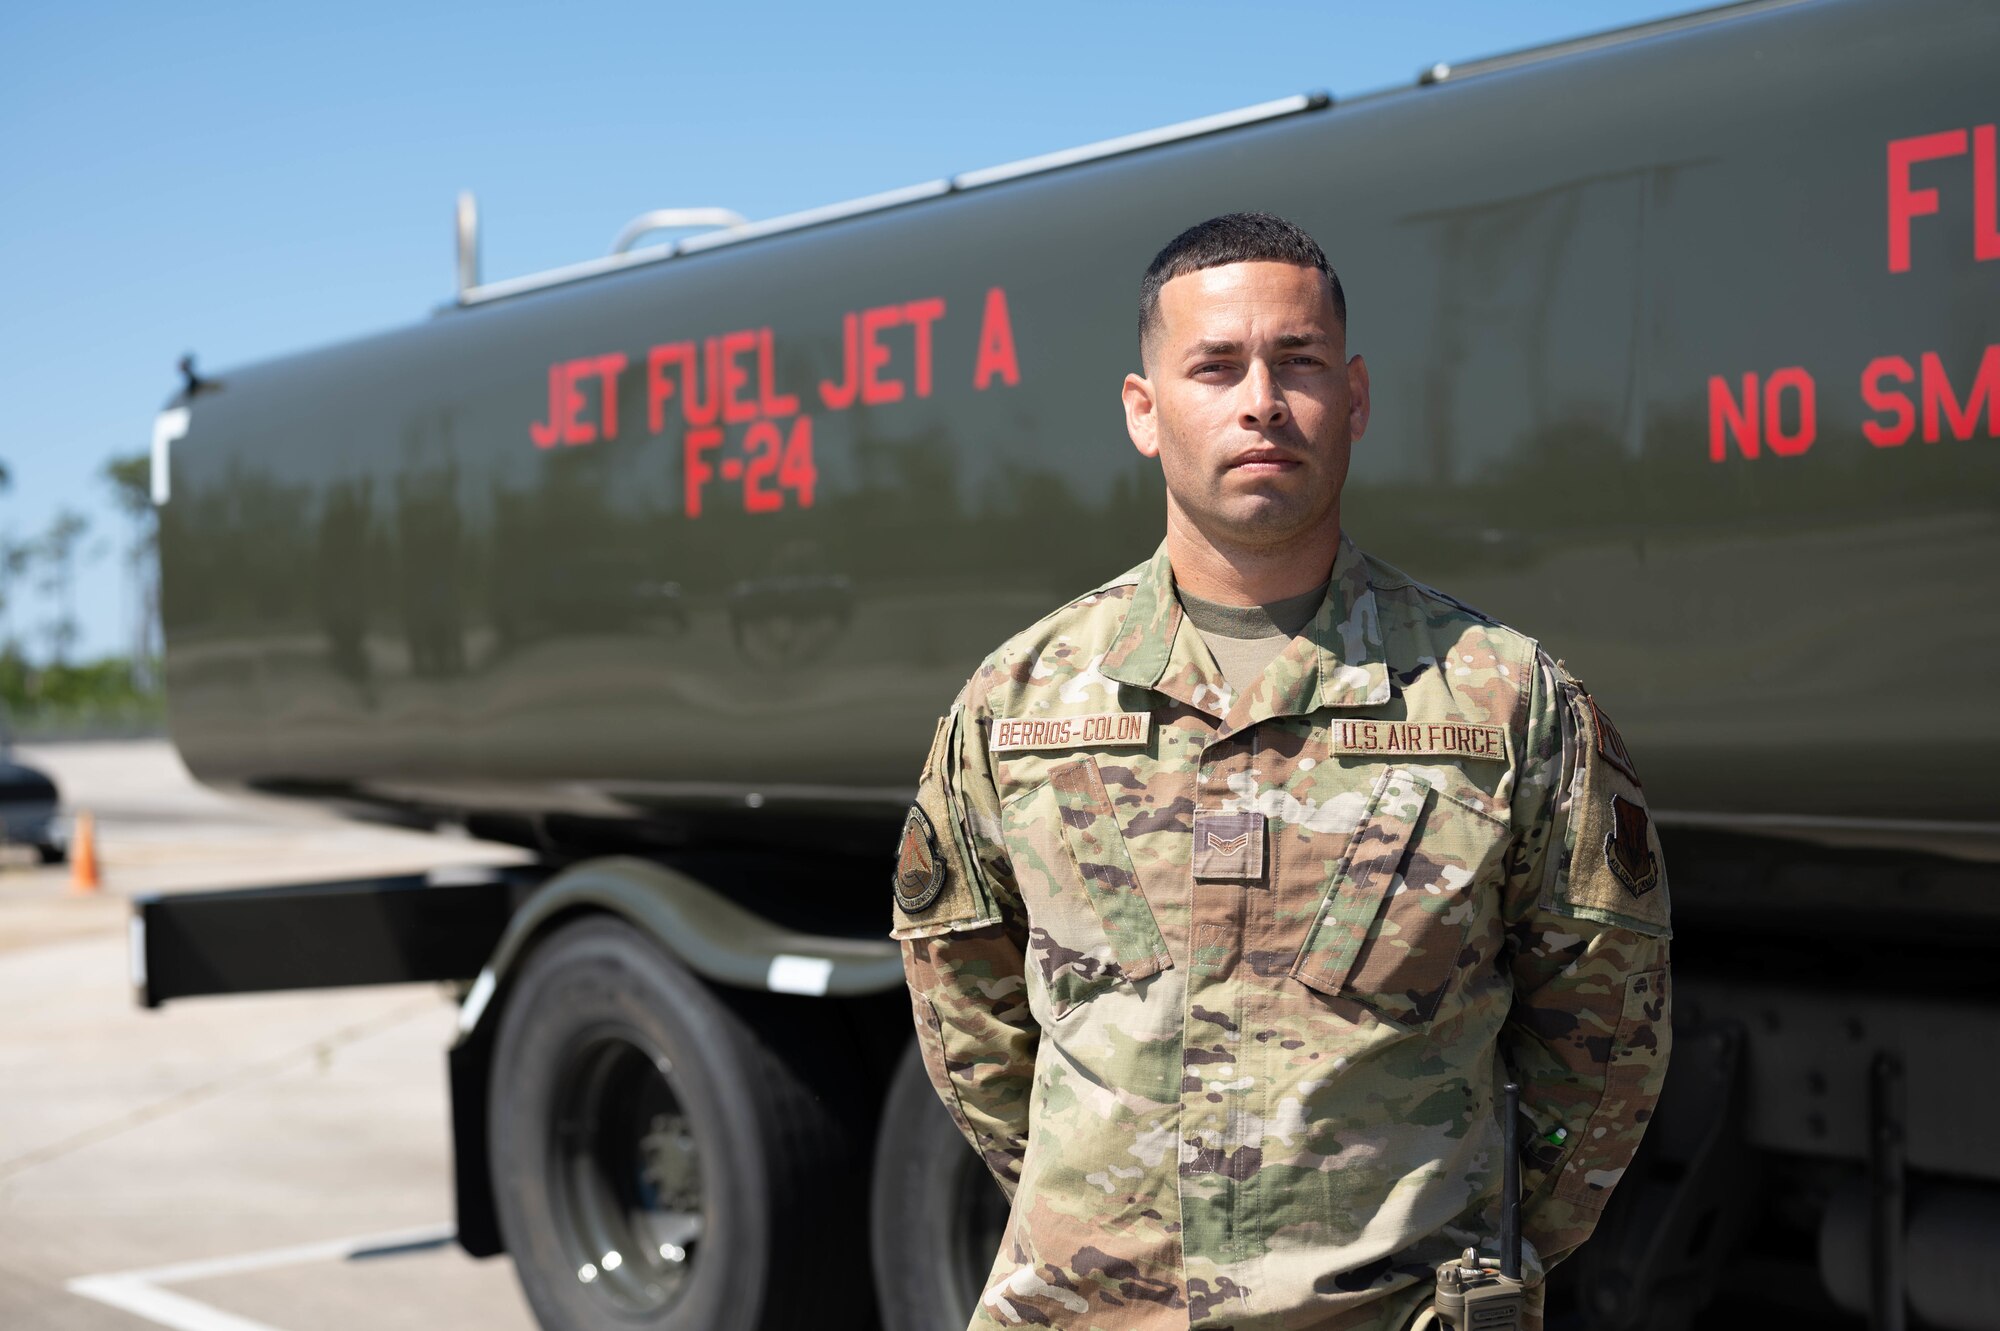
top-left (66, 1223), bottom-right (456, 1331)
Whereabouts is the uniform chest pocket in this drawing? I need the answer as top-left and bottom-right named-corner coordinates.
top-left (1291, 766), bottom-right (1509, 1027)
top-left (1001, 756), bottom-right (1172, 1017)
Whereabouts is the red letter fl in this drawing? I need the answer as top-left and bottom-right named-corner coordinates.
top-left (1888, 129), bottom-right (1967, 274)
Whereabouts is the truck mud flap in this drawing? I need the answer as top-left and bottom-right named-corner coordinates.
top-left (132, 866), bottom-right (549, 1008)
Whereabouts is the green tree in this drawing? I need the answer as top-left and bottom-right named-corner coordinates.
top-left (0, 534), bottom-right (30, 658)
top-left (33, 508), bottom-right (94, 667)
top-left (103, 453), bottom-right (158, 684)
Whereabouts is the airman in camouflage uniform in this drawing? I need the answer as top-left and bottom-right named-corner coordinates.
top-left (893, 214), bottom-right (1670, 1331)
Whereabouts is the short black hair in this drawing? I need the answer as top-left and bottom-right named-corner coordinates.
top-left (1137, 212), bottom-right (1345, 359)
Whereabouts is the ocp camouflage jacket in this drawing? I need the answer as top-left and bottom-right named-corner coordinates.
top-left (893, 536), bottom-right (1672, 1331)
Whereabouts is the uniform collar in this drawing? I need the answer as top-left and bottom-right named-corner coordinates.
top-left (1102, 534), bottom-right (1391, 728)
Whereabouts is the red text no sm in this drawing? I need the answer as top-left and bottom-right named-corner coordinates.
top-left (1708, 347), bottom-right (2000, 460)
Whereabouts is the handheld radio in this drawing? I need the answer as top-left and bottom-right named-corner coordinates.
top-left (1431, 1081), bottom-right (1527, 1330)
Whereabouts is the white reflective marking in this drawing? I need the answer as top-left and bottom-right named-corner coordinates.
top-left (457, 968), bottom-right (496, 1035)
top-left (129, 914), bottom-right (148, 990)
top-left (424, 864), bottom-right (502, 886)
top-left (66, 1223), bottom-right (453, 1331)
top-left (766, 954), bottom-right (833, 996)
top-left (601, 1249), bottom-right (622, 1271)
top-left (151, 408), bottom-right (190, 506)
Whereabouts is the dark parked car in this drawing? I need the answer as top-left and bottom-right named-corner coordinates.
top-left (0, 716), bottom-right (65, 864)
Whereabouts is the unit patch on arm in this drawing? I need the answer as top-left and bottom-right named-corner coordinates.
top-left (891, 708), bottom-right (1004, 940)
top-left (895, 805), bottom-right (946, 913)
top-left (1605, 794), bottom-right (1660, 899)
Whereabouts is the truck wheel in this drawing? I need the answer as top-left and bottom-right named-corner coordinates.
top-left (489, 916), bottom-right (858, 1331)
top-left (870, 1039), bottom-right (1012, 1330)
top-left (35, 842), bottom-right (65, 865)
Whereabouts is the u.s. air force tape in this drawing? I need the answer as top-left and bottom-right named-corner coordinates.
top-left (1331, 719), bottom-right (1506, 762)
top-left (989, 711), bottom-right (1150, 753)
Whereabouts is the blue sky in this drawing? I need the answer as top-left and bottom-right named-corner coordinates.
top-left (0, 0), bottom-right (1699, 661)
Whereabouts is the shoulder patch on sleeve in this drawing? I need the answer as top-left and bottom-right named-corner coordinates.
top-left (892, 709), bottom-right (1001, 940)
top-left (1544, 671), bottom-right (1671, 938)
top-left (894, 804), bottom-right (947, 913)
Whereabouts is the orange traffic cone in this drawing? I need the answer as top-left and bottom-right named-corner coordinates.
top-left (69, 810), bottom-right (99, 894)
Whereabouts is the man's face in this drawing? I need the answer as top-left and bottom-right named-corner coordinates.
top-left (1123, 261), bottom-right (1369, 557)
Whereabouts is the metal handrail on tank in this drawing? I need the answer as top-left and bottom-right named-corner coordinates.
top-left (455, 191), bottom-right (480, 299)
top-left (610, 208), bottom-right (750, 255)
top-left (447, 92), bottom-right (1331, 310)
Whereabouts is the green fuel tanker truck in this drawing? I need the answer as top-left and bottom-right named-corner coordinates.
top-left (138, 1), bottom-right (2000, 1327)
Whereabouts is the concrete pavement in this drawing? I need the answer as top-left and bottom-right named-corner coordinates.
top-left (0, 740), bottom-right (539, 1331)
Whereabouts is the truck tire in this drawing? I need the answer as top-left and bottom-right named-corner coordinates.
top-left (489, 915), bottom-right (860, 1331)
top-left (870, 1039), bottom-right (1012, 1331)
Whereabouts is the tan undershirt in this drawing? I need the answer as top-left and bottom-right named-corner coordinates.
top-left (1176, 580), bottom-right (1329, 697)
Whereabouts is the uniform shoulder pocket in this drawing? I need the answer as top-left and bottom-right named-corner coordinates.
top-left (1544, 677), bottom-right (1671, 939)
top-left (891, 709), bottom-right (1001, 940)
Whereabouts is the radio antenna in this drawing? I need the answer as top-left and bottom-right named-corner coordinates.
top-left (1501, 1080), bottom-right (1522, 1282)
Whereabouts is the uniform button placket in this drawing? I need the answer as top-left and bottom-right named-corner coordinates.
top-left (1182, 732), bottom-right (1257, 1287)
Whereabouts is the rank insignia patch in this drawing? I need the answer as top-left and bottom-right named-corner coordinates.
top-left (894, 804), bottom-right (947, 913)
top-left (1192, 809), bottom-right (1266, 883)
top-left (1589, 696), bottom-right (1641, 786)
top-left (1604, 794), bottom-right (1659, 899)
